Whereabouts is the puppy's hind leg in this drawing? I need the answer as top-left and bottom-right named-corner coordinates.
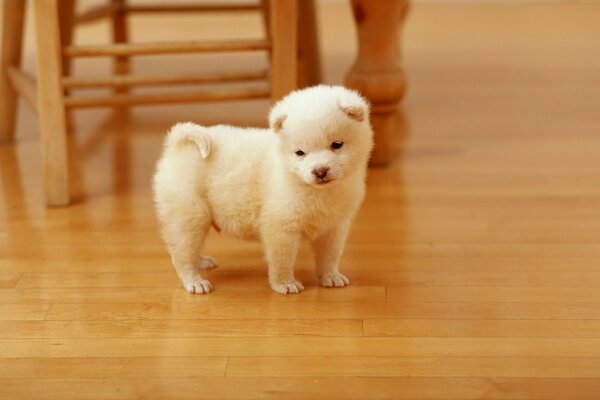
top-left (155, 122), bottom-right (217, 293)
top-left (159, 200), bottom-right (216, 294)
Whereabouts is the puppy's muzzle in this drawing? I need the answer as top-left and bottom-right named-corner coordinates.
top-left (312, 167), bottom-right (331, 183)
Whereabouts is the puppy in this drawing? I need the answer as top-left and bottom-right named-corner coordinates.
top-left (153, 85), bottom-right (373, 294)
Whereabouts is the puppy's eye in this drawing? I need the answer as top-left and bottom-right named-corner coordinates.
top-left (331, 141), bottom-right (344, 150)
top-left (295, 150), bottom-right (306, 156)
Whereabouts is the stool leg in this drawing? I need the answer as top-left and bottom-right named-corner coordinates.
top-left (0, 0), bottom-right (26, 143)
top-left (34, 0), bottom-right (69, 206)
top-left (112, 0), bottom-right (130, 94)
top-left (58, 0), bottom-right (76, 131)
top-left (58, 0), bottom-right (76, 78)
top-left (297, 0), bottom-right (321, 88)
top-left (270, 0), bottom-right (297, 102)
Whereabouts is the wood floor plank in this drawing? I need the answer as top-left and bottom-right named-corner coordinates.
top-left (5, 244), bottom-right (600, 271)
top-left (462, 244), bottom-right (600, 257)
top-left (16, 268), bottom-right (600, 288)
top-left (0, 357), bottom-right (227, 378)
top-left (0, 272), bottom-right (21, 288)
top-left (1, 377), bottom-right (599, 400)
top-left (8, 255), bottom-right (600, 273)
top-left (8, 282), bottom-right (598, 305)
top-left (363, 319), bottom-right (600, 338)
top-left (0, 305), bottom-right (50, 321)
top-left (227, 356), bottom-right (600, 378)
top-left (44, 301), bottom-right (600, 321)
top-left (2, 337), bottom-right (600, 358)
top-left (0, 285), bottom-right (385, 304)
top-left (387, 286), bottom-right (600, 303)
top-left (0, 319), bottom-right (362, 339)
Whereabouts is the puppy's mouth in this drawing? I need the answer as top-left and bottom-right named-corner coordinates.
top-left (315, 178), bottom-right (334, 185)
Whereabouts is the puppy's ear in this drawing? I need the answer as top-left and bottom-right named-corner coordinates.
top-left (270, 113), bottom-right (287, 132)
top-left (339, 104), bottom-right (366, 122)
top-left (338, 96), bottom-right (370, 122)
top-left (268, 103), bottom-right (287, 133)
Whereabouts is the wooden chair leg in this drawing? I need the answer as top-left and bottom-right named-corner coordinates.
top-left (58, 0), bottom-right (76, 78)
top-left (112, 0), bottom-right (130, 96)
top-left (270, 0), bottom-right (298, 102)
top-left (0, 0), bottom-right (26, 143)
top-left (58, 0), bottom-right (76, 131)
top-left (34, 0), bottom-right (70, 206)
top-left (297, 0), bottom-right (321, 88)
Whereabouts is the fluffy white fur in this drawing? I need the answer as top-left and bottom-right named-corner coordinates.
top-left (153, 85), bottom-right (373, 294)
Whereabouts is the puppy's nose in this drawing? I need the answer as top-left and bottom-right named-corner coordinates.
top-left (312, 167), bottom-right (330, 179)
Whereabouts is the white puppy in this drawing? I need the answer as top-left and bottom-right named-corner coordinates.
top-left (153, 85), bottom-right (373, 294)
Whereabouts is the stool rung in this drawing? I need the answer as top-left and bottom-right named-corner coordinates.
top-left (63, 39), bottom-right (270, 58)
top-left (62, 70), bottom-right (268, 89)
top-left (64, 86), bottom-right (270, 108)
top-left (77, 3), bottom-right (261, 24)
top-left (127, 3), bottom-right (261, 13)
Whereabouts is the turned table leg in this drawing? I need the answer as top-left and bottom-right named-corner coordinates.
top-left (345, 0), bottom-right (408, 166)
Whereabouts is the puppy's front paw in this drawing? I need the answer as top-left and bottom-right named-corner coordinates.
top-left (197, 256), bottom-right (218, 270)
top-left (320, 271), bottom-right (350, 288)
top-left (271, 280), bottom-right (304, 295)
top-left (184, 278), bottom-right (213, 294)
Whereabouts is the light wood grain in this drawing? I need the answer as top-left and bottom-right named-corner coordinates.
top-left (0, 285), bottom-right (385, 304)
top-left (125, 3), bottom-right (261, 13)
top-left (57, 0), bottom-right (75, 78)
top-left (1, 377), bottom-right (599, 400)
top-left (297, 0), bottom-right (321, 88)
top-left (363, 319), bottom-right (600, 338)
top-left (270, 0), bottom-right (297, 101)
top-left (0, 357), bottom-right (227, 378)
top-left (2, 2), bottom-right (600, 399)
top-left (74, 3), bottom-right (263, 24)
top-left (63, 39), bottom-right (271, 58)
top-left (0, 272), bottom-right (21, 288)
top-left (227, 356), bottom-right (600, 378)
top-left (0, 305), bottom-right (50, 321)
top-left (62, 70), bottom-right (268, 88)
top-left (6, 66), bottom-right (37, 112)
top-left (3, 337), bottom-right (600, 358)
top-left (42, 301), bottom-right (600, 321)
top-left (0, 0), bottom-right (25, 142)
top-left (64, 86), bottom-right (270, 108)
top-left (76, 4), bottom-right (113, 24)
top-left (110, 0), bottom-right (130, 97)
top-left (16, 267), bottom-right (600, 288)
top-left (0, 319), bottom-right (363, 339)
top-left (33, 0), bottom-right (69, 206)
top-left (386, 286), bottom-right (600, 302)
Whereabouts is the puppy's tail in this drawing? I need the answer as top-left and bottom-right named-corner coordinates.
top-left (164, 122), bottom-right (212, 159)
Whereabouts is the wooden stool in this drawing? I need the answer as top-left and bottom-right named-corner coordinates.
top-left (0, 0), bottom-right (319, 206)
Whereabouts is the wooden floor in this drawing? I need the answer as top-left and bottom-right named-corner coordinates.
top-left (2, 3), bottom-right (600, 399)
